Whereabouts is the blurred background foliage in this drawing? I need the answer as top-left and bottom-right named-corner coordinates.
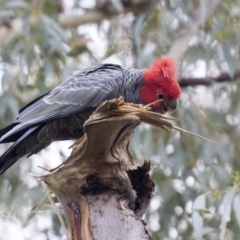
top-left (0, 0), bottom-right (240, 239)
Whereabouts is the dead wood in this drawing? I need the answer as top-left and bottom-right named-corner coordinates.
top-left (38, 97), bottom-right (206, 240)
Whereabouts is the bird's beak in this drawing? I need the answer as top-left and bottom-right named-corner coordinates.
top-left (163, 99), bottom-right (178, 114)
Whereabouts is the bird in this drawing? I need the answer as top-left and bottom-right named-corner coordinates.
top-left (0, 57), bottom-right (181, 174)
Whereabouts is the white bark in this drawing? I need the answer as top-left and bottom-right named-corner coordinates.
top-left (0, 19), bottom-right (23, 47)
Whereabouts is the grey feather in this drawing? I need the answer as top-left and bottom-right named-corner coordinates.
top-left (0, 63), bottom-right (144, 174)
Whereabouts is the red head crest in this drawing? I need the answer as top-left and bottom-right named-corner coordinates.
top-left (139, 57), bottom-right (181, 113)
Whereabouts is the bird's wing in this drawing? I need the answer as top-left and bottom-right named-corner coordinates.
top-left (0, 64), bottom-right (123, 142)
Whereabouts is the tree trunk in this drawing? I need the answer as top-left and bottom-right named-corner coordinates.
top-left (39, 98), bottom-right (175, 240)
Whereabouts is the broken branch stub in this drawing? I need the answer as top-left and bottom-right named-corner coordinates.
top-left (38, 97), bottom-right (208, 239)
top-left (39, 98), bottom-right (155, 240)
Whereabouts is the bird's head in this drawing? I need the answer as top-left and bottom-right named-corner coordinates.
top-left (139, 57), bottom-right (181, 114)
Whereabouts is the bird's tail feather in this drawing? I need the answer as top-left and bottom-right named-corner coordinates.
top-left (0, 123), bottom-right (20, 143)
top-left (0, 126), bottom-right (44, 174)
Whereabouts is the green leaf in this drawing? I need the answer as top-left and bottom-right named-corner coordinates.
top-left (194, 208), bottom-right (212, 215)
top-left (219, 185), bottom-right (237, 240)
top-left (222, 38), bottom-right (235, 78)
top-left (192, 194), bottom-right (206, 240)
top-left (233, 195), bottom-right (240, 230)
top-left (6, 1), bottom-right (29, 9)
top-left (202, 226), bottom-right (215, 236)
top-left (42, 15), bottom-right (67, 42)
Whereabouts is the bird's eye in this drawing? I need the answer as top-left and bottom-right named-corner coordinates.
top-left (157, 93), bottom-right (164, 99)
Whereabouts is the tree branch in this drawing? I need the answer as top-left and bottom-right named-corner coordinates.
top-left (179, 71), bottom-right (240, 88)
top-left (0, 0), bottom-right (153, 48)
top-left (0, 19), bottom-right (23, 47)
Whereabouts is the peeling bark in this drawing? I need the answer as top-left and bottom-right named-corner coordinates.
top-left (37, 97), bottom-right (206, 239)
top-left (39, 98), bottom-right (156, 240)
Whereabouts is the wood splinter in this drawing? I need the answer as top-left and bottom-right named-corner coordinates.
top-left (38, 97), bottom-right (208, 240)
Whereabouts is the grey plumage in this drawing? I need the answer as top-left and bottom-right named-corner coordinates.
top-left (0, 63), bottom-right (144, 174)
